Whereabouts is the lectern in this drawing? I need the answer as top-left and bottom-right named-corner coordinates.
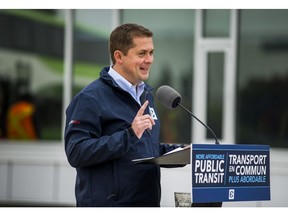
top-left (133, 143), bottom-right (270, 206)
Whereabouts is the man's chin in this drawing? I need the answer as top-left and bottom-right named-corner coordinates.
top-left (141, 75), bottom-right (149, 81)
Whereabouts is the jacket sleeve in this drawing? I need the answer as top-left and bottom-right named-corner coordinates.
top-left (64, 93), bottom-right (138, 168)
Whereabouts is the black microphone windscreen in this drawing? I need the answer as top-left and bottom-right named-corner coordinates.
top-left (156, 85), bottom-right (182, 109)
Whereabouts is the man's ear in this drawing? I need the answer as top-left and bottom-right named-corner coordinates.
top-left (114, 50), bottom-right (123, 64)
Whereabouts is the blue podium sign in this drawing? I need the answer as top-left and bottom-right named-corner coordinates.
top-left (191, 144), bottom-right (270, 203)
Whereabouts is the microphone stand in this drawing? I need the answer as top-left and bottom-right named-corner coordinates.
top-left (177, 103), bottom-right (222, 207)
top-left (177, 103), bottom-right (220, 145)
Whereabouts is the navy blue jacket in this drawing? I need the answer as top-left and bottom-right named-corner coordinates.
top-left (64, 67), bottom-right (176, 207)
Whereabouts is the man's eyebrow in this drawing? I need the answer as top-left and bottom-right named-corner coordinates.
top-left (138, 49), bottom-right (154, 53)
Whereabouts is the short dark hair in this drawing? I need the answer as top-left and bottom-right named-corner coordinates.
top-left (109, 23), bottom-right (153, 64)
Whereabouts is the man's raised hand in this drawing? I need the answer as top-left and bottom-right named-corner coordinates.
top-left (131, 100), bottom-right (155, 139)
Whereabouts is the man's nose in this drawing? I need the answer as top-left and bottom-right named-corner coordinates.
top-left (145, 54), bottom-right (154, 63)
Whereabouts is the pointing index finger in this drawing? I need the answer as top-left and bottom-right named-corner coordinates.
top-left (137, 100), bottom-right (149, 116)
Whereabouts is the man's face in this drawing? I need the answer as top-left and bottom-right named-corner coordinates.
top-left (119, 37), bottom-right (154, 85)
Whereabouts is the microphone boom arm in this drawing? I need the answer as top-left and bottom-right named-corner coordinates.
top-left (177, 103), bottom-right (220, 145)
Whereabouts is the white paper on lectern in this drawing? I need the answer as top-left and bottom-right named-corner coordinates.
top-left (132, 145), bottom-right (191, 165)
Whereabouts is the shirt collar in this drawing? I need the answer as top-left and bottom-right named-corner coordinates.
top-left (108, 66), bottom-right (145, 104)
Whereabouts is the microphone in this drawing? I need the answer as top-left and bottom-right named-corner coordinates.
top-left (156, 85), bottom-right (220, 145)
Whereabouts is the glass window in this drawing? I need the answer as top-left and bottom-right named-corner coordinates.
top-left (72, 10), bottom-right (113, 96)
top-left (203, 9), bottom-right (230, 37)
top-left (237, 9), bottom-right (288, 148)
top-left (122, 9), bottom-right (195, 144)
top-left (0, 9), bottom-right (65, 141)
top-left (207, 52), bottom-right (224, 139)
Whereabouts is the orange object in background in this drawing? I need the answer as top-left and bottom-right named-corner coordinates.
top-left (7, 101), bottom-right (37, 140)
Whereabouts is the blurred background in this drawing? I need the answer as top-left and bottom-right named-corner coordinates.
top-left (0, 9), bottom-right (288, 207)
